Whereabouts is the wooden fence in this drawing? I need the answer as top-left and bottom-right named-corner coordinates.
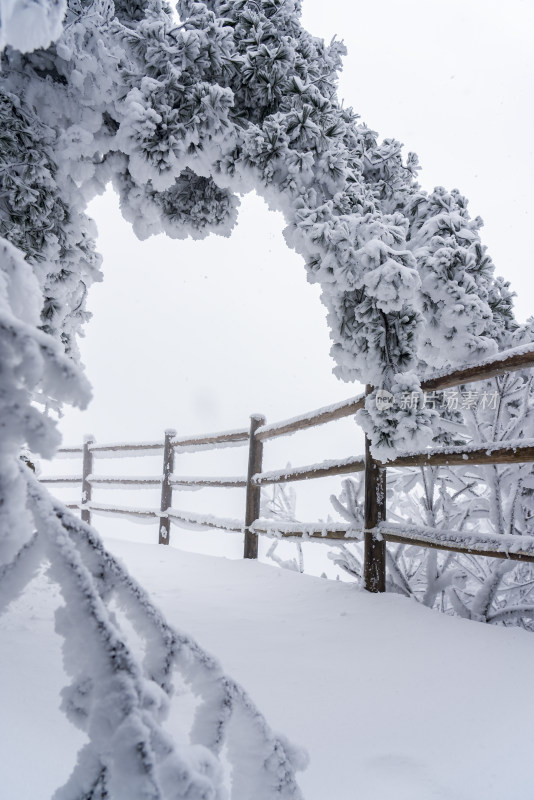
top-left (41, 343), bottom-right (534, 592)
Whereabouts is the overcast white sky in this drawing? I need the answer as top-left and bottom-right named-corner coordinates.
top-left (52, 0), bottom-right (534, 532)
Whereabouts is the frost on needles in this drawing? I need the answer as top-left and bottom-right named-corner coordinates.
top-left (0, 0), bottom-right (523, 473)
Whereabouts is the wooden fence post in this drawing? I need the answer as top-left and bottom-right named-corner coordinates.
top-left (159, 429), bottom-right (176, 545)
top-left (244, 414), bottom-right (266, 559)
top-left (81, 435), bottom-right (94, 524)
top-left (363, 389), bottom-right (387, 592)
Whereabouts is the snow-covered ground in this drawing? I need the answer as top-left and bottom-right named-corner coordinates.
top-left (2, 532), bottom-right (534, 799)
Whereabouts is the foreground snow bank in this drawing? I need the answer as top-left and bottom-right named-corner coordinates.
top-left (2, 537), bottom-right (534, 799)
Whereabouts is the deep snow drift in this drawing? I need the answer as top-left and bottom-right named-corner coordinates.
top-left (1, 534), bottom-right (533, 799)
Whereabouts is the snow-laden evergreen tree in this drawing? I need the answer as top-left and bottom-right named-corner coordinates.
top-left (1, 0), bottom-right (518, 482)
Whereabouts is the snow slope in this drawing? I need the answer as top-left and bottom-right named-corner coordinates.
top-left (2, 535), bottom-right (534, 799)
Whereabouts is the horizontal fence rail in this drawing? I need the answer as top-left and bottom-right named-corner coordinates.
top-left (90, 502), bottom-right (159, 519)
top-left (88, 476), bottom-right (163, 486)
top-left (250, 521), bottom-right (534, 562)
top-left (252, 456), bottom-right (366, 486)
top-left (166, 508), bottom-right (244, 533)
top-left (55, 446), bottom-right (83, 456)
top-left (171, 429), bottom-right (249, 449)
top-left (41, 343), bottom-right (534, 588)
top-left (419, 343), bottom-right (534, 391)
top-left (169, 476), bottom-right (248, 488)
top-left (41, 475), bottom-right (83, 485)
top-left (384, 441), bottom-right (534, 469)
top-left (88, 441), bottom-right (164, 454)
top-left (255, 394), bottom-right (365, 441)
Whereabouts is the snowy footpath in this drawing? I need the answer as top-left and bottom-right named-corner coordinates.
top-left (2, 535), bottom-right (534, 800)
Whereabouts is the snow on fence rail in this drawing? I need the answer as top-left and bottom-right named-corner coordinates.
top-left (88, 502), bottom-right (160, 520)
top-left (252, 456), bottom-right (366, 486)
top-left (170, 476), bottom-right (248, 488)
top-left (41, 344), bottom-right (534, 589)
top-left (87, 475), bottom-right (163, 486)
top-left (254, 394), bottom-right (366, 440)
top-left (250, 521), bottom-right (534, 562)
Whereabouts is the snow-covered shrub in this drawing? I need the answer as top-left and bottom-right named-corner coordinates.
top-left (261, 478), bottom-right (304, 573)
top-left (330, 365), bottom-right (534, 629)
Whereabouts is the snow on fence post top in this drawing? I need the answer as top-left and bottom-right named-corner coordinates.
top-left (159, 429), bottom-right (176, 545)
